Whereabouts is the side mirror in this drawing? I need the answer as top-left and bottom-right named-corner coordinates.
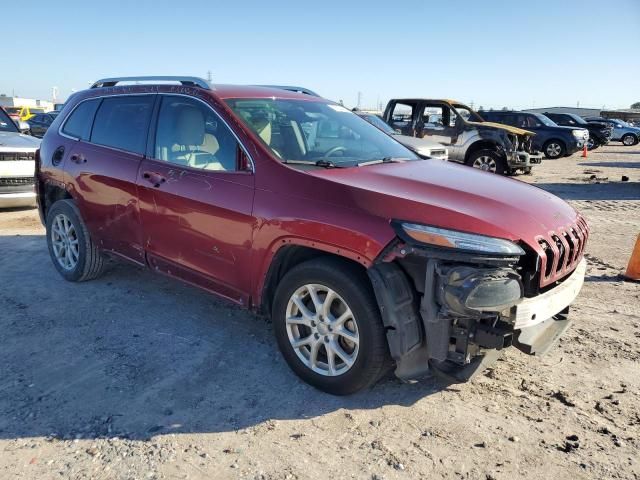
top-left (18, 121), bottom-right (31, 134)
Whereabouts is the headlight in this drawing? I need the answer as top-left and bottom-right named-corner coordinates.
top-left (572, 129), bottom-right (587, 139)
top-left (399, 223), bottom-right (525, 255)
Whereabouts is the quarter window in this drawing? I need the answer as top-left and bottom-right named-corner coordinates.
top-left (91, 96), bottom-right (154, 155)
top-left (154, 96), bottom-right (238, 171)
top-left (62, 99), bottom-right (101, 140)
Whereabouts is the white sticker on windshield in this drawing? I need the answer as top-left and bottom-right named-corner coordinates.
top-left (328, 104), bottom-right (350, 113)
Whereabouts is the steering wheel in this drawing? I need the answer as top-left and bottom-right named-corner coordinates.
top-left (323, 146), bottom-right (347, 158)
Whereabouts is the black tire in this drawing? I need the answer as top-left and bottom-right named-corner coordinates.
top-left (621, 133), bottom-right (638, 146)
top-left (465, 149), bottom-right (508, 175)
top-left (523, 167), bottom-right (533, 175)
top-left (543, 139), bottom-right (566, 159)
top-left (272, 257), bottom-right (390, 395)
top-left (586, 137), bottom-right (599, 151)
top-left (46, 199), bottom-right (105, 282)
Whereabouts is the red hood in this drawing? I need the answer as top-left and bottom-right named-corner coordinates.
top-left (310, 160), bottom-right (579, 251)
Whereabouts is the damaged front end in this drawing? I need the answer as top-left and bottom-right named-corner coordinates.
top-left (505, 131), bottom-right (543, 171)
top-left (368, 222), bottom-right (583, 383)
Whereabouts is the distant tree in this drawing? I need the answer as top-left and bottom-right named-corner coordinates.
top-left (501, 106), bottom-right (509, 111)
top-left (631, 102), bottom-right (640, 109)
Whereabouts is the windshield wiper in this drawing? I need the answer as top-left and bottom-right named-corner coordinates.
top-left (358, 157), bottom-right (411, 166)
top-left (283, 159), bottom-right (343, 168)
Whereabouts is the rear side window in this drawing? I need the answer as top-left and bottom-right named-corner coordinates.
top-left (62, 99), bottom-right (101, 140)
top-left (91, 96), bottom-right (155, 155)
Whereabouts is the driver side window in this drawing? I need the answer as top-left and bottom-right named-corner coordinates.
top-left (154, 96), bottom-right (238, 171)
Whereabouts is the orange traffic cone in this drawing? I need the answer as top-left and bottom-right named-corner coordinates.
top-left (623, 234), bottom-right (640, 281)
top-left (582, 144), bottom-right (588, 158)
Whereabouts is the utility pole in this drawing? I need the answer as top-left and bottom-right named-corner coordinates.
top-left (206, 70), bottom-right (213, 83)
top-left (357, 91), bottom-right (362, 109)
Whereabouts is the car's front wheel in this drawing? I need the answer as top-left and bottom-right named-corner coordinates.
top-left (586, 137), bottom-right (599, 150)
top-left (46, 199), bottom-right (105, 282)
top-left (543, 140), bottom-right (566, 159)
top-left (466, 149), bottom-right (507, 175)
top-left (621, 133), bottom-right (638, 146)
top-left (272, 257), bottom-right (389, 395)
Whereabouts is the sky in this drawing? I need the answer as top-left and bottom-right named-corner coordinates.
top-left (3, 0), bottom-right (639, 110)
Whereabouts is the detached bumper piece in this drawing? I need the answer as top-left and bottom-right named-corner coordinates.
top-left (513, 307), bottom-right (571, 356)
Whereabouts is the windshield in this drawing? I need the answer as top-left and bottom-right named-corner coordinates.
top-left (612, 118), bottom-right (631, 127)
top-left (0, 109), bottom-right (19, 133)
top-left (359, 114), bottom-right (396, 135)
top-left (532, 113), bottom-right (557, 127)
top-left (225, 99), bottom-right (418, 167)
top-left (566, 114), bottom-right (588, 125)
top-left (452, 104), bottom-right (484, 122)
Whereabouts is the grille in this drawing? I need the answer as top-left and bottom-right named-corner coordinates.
top-left (0, 151), bottom-right (36, 162)
top-left (430, 149), bottom-right (447, 157)
top-left (536, 215), bottom-right (589, 287)
top-left (0, 176), bottom-right (35, 187)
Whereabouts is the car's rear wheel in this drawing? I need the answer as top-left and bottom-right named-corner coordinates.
top-left (543, 140), bottom-right (565, 159)
top-left (621, 133), bottom-right (638, 146)
top-left (46, 199), bottom-right (105, 282)
top-left (272, 257), bottom-right (389, 395)
top-left (466, 149), bottom-right (507, 175)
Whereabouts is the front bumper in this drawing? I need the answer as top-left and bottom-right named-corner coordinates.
top-left (369, 251), bottom-right (586, 383)
top-left (507, 150), bottom-right (543, 168)
top-left (0, 191), bottom-right (37, 208)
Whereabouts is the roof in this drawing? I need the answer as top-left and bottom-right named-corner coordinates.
top-left (80, 82), bottom-right (324, 102)
top-left (390, 98), bottom-right (464, 105)
top-left (212, 84), bottom-right (323, 100)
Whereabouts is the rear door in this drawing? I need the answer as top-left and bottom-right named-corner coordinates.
top-left (63, 94), bottom-right (155, 264)
top-left (137, 94), bottom-right (256, 305)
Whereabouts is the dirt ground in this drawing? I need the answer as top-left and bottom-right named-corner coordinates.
top-left (1, 144), bottom-right (638, 480)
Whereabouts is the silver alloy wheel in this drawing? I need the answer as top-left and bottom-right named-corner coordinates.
top-left (546, 143), bottom-right (562, 157)
top-left (472, 155), bottom-right (497, 172)
top-left (51, 213), bottom-right (80, 270)
top-left (622, 135), bottom-right (635, 146)
top-left (285, 284), bottom-right (359, 376)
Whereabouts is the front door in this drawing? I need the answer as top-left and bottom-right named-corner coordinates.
top-left (137, 94), bottom-right (256, 305)
top-left (417, 103), bottom-right (458, 145)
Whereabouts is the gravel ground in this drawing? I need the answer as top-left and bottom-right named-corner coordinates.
top-left (0, 144), bottom-right (638, 480)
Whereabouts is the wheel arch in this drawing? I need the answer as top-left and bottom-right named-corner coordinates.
top-left (464, 140), bottom-right (503, 163)
top-left (40, 182), bottom-right (73, 221)
top-left (257, 241), bottom-right (371, 316)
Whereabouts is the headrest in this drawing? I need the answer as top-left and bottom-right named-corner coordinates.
top-left (175, 106), bottom-right (205, 146)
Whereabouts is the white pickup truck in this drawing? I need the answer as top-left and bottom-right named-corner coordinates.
top-left (0, 108), bottom-right (40, 208)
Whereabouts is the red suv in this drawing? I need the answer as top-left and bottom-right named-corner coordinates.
top-left (36, 76), bottom-right (588, 395)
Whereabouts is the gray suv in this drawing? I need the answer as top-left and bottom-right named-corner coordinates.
top-left (585, 117), bottom-right (640, 146)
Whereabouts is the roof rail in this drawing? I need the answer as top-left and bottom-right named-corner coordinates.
top-left (91, 76), bottom-right (211, 89)
top-left (255, 85), bottom-right (320, 97)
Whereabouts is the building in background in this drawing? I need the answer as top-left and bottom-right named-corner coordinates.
top-left (0, 95), bottom-right (55, 112)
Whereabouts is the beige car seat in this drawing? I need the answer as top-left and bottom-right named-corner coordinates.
top-left (170, 106), bottom-right (225, 170)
